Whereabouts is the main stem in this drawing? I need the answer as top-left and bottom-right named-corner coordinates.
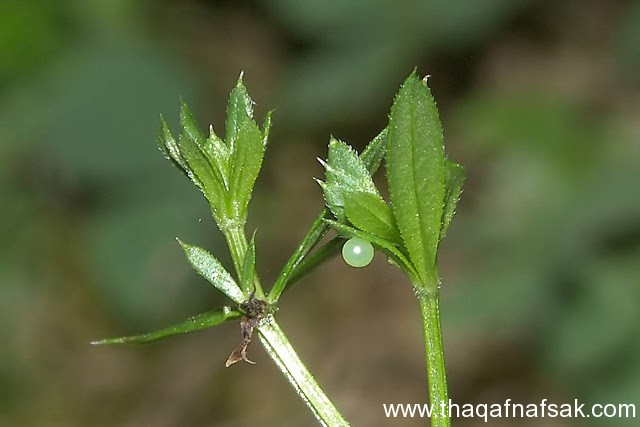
top-left (258, 315), bottom-right (349, 427)
top-left (418, 290), bottom-right (451, 427)
top-left (225, 223), bottom-right (347, 425)
top-left (268, 211), bottom-right (330, 303)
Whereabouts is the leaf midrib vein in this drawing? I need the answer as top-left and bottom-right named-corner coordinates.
top-left (409, 98), bottom-right (430, 280)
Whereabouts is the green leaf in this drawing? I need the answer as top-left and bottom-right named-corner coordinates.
top-left (440, 160), bottom-right (465, 240)
top-left (344, 191), bottom-right (401, 243)
top-left (229, 114), bottom-right (265, 220)
top-left (324, 219), bottom-right (419, 281)
top-left (180, 101), bottom-right (228, 190)
top-left (158, 105), bottom-right (231, 225)
top-left (220, 76), bottom-right (267, 221)
top-left (177, 106), bottom-right (228, 220)
top-left (241, 231), bottom-right (257, 292)
top-left (157, 115), bottom-right (189, 176)
top-left (225, 73), bottom-right (254, 151)
top-left (178, 239), bottom-right (245, 303)
top-left (387, 72), bottom-right (446, 286)
top-left (91, 307), bottom-right (240, 345)
top-left (360, 127), bottom-right (388, 173)
top-left (286, 236), bottom-right (344, 287)
top-left (204, 126), bottom-right (231, 190)
top-left (180, 99), bottom-right (207, 151)
top-left (262, 110), bottom-right (273, 147)
top-left (321, 138), bottom-right (380, 221)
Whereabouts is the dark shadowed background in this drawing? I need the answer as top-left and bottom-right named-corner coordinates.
top-left (1, 1), bottom-right (639, 426)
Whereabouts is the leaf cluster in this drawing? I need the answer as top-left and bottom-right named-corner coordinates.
top-left (319, 72), bottom-right (465, 288)
top-left (157, 74), bottom-right (271, 228)
top-left (96, 75), bottom-right (270, 345)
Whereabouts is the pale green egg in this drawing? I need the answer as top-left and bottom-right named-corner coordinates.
top-left (342, 237), bottom-right (374, 268)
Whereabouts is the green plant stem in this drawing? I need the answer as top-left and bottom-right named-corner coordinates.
top-left (226, 222), bottom-right (348, 425)
top-left (285, 236), bottom-right (343, 288)
top-left (258, 315), bottom-right (349, 427)
top-left (418, 290), bottom-right (451, 427)
top-left (225, 225), bottom-right (265, 298)
top-left (268, 210), bottom-right (331, 303)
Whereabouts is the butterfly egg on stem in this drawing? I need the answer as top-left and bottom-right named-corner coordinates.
top-left (341, 237), bottom-right (374, 268)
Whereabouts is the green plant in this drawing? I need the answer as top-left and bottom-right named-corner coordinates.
top-left (93, 70), bottom-right (464, 427)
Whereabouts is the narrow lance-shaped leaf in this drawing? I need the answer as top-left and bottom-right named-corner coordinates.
top-left (178, 239), bottom-right (245, 303)
top-left (262, 110), bottom-right (273, 147)
top-left (241, 231), bottom-right (257, 292)
top-left (91, 307), bottom-right (240, 345)
top-left (205, 125), bottom-right (231, 190)
top-left (157, 116), bottom-right (190, 179)
top-left (320, 138), bottom-right (380, 221)
top-left (177, 112), bottom-right (228, 221)
top-left (360, 127), bottom-right (388, 173)
top-left (180, 101), bottom-right (227, 193)
top-left (387, 72), bottom-right (446, 287)
top-left (229, 114), bottom-right (265, 220)
top-left (344, 191), bottom-right (401, 244)
top-left (440, 160), bottom-right (465, 240)
top-left (180, 100), bottom-right (207, 150)
top-left (226, 74), bottom-right (254, 151)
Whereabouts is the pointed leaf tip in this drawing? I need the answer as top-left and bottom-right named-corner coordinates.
top-left (226, 77), bottom-right (255, 145)
top-left (261, 111), bottom-right (273, 147)
top-left (360, 127), bottom-right (388, 174)
top-left (440, 160), bottom-right (465, 240)
top-left (178, 239), bottom-right (245, 303)
top-left (322, 138), bottom-right (380, 221)
top-left (90, 307), bottom-right (241, 345)
top-left (179, 100), bottom-right (205, 145)
top-left (158, 115), bottom-right (190, 175)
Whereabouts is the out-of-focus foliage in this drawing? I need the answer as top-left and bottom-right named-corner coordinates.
top-left (0, 0), bottom-right (67, 85)
top-left (617, 1), bottom-right (640, 82)
top-left (444, 86), bottom-right (640, 424)
top-left (268, 0), bottom-right (532, 126)
top-left (1, 0), bottom-right (639, 426)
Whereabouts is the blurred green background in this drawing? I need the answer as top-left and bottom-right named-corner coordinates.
top-left (1, 1), bottom-right (639, 426)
